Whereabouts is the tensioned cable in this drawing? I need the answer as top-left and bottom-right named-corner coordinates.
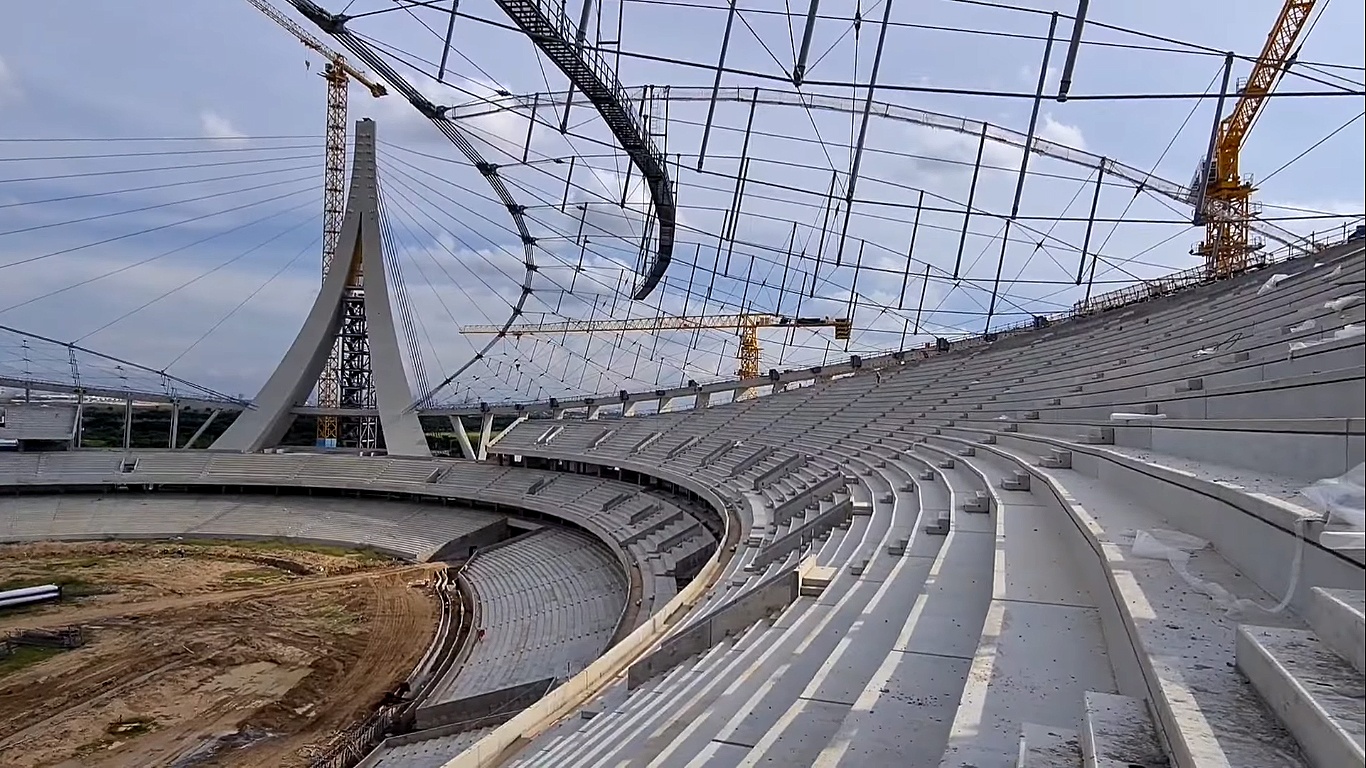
top-left (165, 235), bottom-right (320, 368)
top-left (1257, 110), bottom-right (1364, 187)
top-left (0, 144), bottom-right (323, 162)
top-left (621, 0), bottom-right (1361, 93)
top-left (374, 3), bottom-right (1361, 101)
top-left (75, 213), bottom-right (318, 343)
top-left (0, 172), bottom-right (318, 238)
top-left (376, 173), bottom-right (434, 396)
top-left (0, 190), bottom-right (319, 314)
top-left (0, 162), bottom-right (318, 211)
top-left (379, 156), bottom-right (711, 379)
top-left (0, 180), bottom-right (319, 272)
top-left (388, 127), bottom-right (1131, 332)
top-left (0, 135), bottom-right (322, 142)
top-left (0, 153), bottom-right (323, 186)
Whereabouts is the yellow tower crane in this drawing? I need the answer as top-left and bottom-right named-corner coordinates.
top-left (461, 314), bottom-right (853, 381)
top-left (1196, 0), bottom-right (1316, 278)
top-left (243, 0), bottom-right (387, 446)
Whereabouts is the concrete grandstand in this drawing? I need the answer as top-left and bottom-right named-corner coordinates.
top-left (3, 1), bottom-right (1362, 763)
top-left (3, 239), bottom-right (1362, 767)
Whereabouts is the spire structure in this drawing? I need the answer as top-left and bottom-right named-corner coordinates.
top-left (212, 119), bottom-right (430, 457)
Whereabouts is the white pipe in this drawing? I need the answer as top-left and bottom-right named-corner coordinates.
top-left (0, 584), bottom-right (60, 601)
top-left (0, 593), bottom-right (61, 609)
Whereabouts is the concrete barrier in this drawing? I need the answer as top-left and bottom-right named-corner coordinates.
top-left (625, 567), bottom-right (800, 689)
top-left (439, 457), bottom-right (738, 768)
top-left (753, 454), bottom-right (807, 490)
top-left (751, 498), bottom-right (854, 571)
top-left (416, 677), bottom-right (557, 730)
top-left (427, 519), bottom-right (512, 562)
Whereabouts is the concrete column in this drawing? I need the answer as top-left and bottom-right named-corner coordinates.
top-left (73, 390), bottom-right (84, 448)
top-left (449, 415), bottom-right (476, 460)
top-left (658, 395), bottom-right (675, 413)
top-left (183, 408), bottom-right (221, 450)
top-left (586, 404), bottom-right (602, 421)
top-left (122, 395), bottom-right (133, 452)
top-left (476, 413), bottom-right (494, 461)
top-left (696, 392), bottom-right (711, 410)
top-left (169, 402), bottom-right (180, 449)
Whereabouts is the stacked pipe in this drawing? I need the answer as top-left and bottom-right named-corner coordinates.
top-left (0, 584), bottom-right (62, 610)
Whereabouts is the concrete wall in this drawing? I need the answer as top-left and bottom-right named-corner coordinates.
top-left (428, 519), bottom-right (513, 563)
top-left (626, 568), bottom-right (800, 689)
top-left (443, 452), bottom-right (737, 768)
top-left (415, 677), bottom-right (556, 730)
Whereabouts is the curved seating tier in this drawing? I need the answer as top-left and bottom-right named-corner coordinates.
top-left (0, 450), bottom-right (730, 768)
top-left (493, 245), bottom-right (1366, 768)
top-left (0, 493), bottom-right (502, 561)
top-left (427, 528), bottom-right (626, 706)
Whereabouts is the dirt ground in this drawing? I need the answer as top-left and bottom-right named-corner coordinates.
top-left (0, 541), bottom-right (441, 767)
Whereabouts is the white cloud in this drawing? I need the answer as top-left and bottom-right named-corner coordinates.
top-left (198, 109), bottom-right (246, 141)
top-left (0, 53), bottom-right (21, 104)
top-left (1039, 114), bottom-right (1086, 151)
top-left (1, 0), bottom-right (1360, 402)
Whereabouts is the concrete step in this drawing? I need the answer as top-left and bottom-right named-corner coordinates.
top-left (1235, 624), bottom-right (1365, 768)
top-left (1039, 449), bottom-right (1072, 469)
top-left (1017, 723), bottom-right (1082, 767)
top-left (962, 490), bottom-right (990, 514)
top-left (923, 510), bottom-right (950, 536)
top-left (1001, 470), bottom-right (1031, 492)
top-left (1081, 691), bottom-right (1168, 768)
top-left (1305, 587), bottom-right (1365, 674)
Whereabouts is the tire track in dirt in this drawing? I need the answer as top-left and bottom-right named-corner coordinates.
top-left (0, 564), bottom-right (438, 633)
top-left (227, 571), bottom-right (439, 767)
top-left (0, 546), bottom-right (443, 768)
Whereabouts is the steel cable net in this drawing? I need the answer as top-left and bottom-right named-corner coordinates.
top-left (0, 0), bottom-right (1360, 409)
top-left (0, 327), bottom-right (243, 404)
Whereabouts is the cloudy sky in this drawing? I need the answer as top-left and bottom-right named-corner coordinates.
top-left (1, 0), bottom-right (1361, 404)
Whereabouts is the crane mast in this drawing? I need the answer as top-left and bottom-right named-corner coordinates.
top-left (1196, 0), bottom-right (1315, 278)
top-left (242, 0), bottom-right (386, 447)
top-left (462, 314), bottom-right (852, 380)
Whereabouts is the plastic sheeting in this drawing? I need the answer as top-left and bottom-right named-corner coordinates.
top-left (1256, 273), bottom-right (1295, 296)
top-left (1110, 412), bottom-right (1168, 421)
top-left (1301, 462), bottom-right (1366, 532)
top-left (1289, 323), bottom-right (1364, 352)
top-left (1130, 528), bottom-right (1257, 615)
top-left (1324, 295), bottom-right (1363, 313)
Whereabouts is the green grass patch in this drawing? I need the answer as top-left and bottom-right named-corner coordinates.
top-left (0, 645), bottom-right (63, 678)
top-left (311, 602), bottom-right (362, 632)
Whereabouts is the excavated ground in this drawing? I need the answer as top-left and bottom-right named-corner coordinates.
top-left (0, 540), bottom-right (440, 767)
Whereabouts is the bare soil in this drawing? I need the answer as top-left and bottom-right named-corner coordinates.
top-left (0, 541), bottom-right (440, 767)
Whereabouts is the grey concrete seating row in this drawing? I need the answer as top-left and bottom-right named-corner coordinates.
top-left (0, 493), bottom-right (502, 561)
top-left (493, 247), bottom-right (1364, 767)
top-left (0, 402), bottom-right (79, 441)
top-left (908, 423), bottom-right (1362, 767)
top-left (504, 430), bottom-right (960, 767)
top-left (426, 528), bottom-right (627, 705)
top-left (366, 724), bottom-right (497, 768)
top-left (0, 449), bottom-right (719, 562)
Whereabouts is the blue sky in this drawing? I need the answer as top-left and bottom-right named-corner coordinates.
top-left (1, 0), bottom-right (1362, 402)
